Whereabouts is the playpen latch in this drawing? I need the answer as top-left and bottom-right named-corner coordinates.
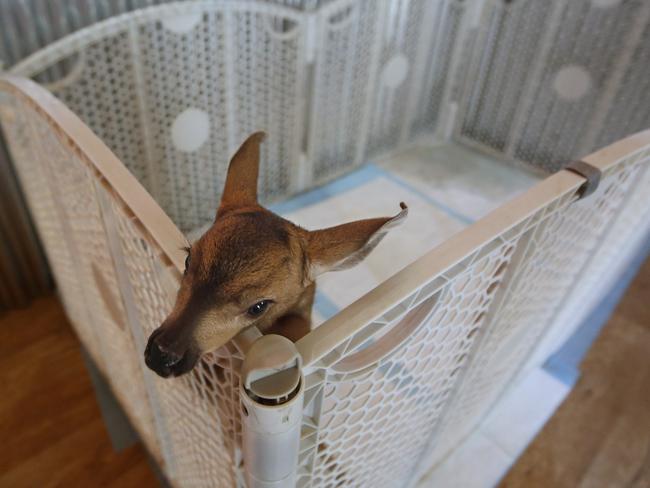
top-left (564, 160), bottom-right (602, 199)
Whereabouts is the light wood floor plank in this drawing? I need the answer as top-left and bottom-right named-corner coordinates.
top-left (0, 296), bottom-right (158, 487)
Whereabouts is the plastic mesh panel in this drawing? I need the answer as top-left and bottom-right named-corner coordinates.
top-left (45, 140), bottom-right (160, 453)
top-left (458, 0), bottom-right (550, 153)
top-left (365, 0), bottom-right (431, 157)
top-left (409, 0), bottom-right (465, 138)
top-left (136, 6), bottom-right (304, 230)
top-left (228, 7), bottom-right (305, 203)
top-left (309, 0), bottom-right (381, 181)
top-left (135, 11), bottom-right (231, 231)
top-left (1, 96), bottom-right (98, 359)
top-left (0, 91), bottom-right (161, 455)
top-left (13, 3), bottom-right (306, 234)
top-left (523, 148), bottom-right (650, 374)
top-left (297, 146), bottom-right (650, 486)
top-left (108, 197), bottom-right (243, 486)
top-left (298, 237), bottom-right (522, 487)
top-left (50, 31), bottom-right (151, 186)
top-left (594, 20), bottom-right (650, 151)
top-left (428, 151), bottom-right (647, 465)
top-left (513, 1), bottom-right (645, 168)
top-left (4, 2), bottom-right (650, 486)
top-left (577, 155), bottom-right (650, 294)
top-left (2, 61), bottom-right (252, 488)
top-left (0, 0), bottom-right (332, 68)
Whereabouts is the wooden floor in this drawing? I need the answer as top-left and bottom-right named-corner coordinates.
top-left (500, 255), bottom-right (650, 488)
top-left (0, 295), bottom-right (158, 488)
top-left (1, 257), bottom-right (648, 487)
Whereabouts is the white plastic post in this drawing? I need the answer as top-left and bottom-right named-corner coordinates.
top-left (240, 335), bottom-right (304, 488)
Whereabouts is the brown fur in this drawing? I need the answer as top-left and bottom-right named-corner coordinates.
top-left (145, 132), bottom-right (407, 377)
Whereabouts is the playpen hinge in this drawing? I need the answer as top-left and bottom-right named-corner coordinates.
top-left (305, 14), bottom-right (318, 64)
top-left (563, 160), bottom-right (602, 200)
top-left (240, 335), bottom-right (304, 488)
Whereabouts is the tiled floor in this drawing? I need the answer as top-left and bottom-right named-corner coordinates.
top-left (281, 171), bottom-right (465, 321)
top-left (376, 143), bottom-right (539, 221)
top-left (417, 368), bottom-right (571, 488)
top-left (481, 369), bottom-right (570, 458)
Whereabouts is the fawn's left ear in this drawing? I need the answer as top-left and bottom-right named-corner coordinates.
top-left (306, 202), bottom-right (408, 279)
top-left (217, 131), bottom-right (266, 218)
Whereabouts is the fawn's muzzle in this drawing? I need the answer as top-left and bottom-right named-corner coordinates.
top-left (145, 328), bottom-right (196, 378)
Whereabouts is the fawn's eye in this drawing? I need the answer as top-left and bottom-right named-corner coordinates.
top-left (247, 300), bottom-right (271, 318)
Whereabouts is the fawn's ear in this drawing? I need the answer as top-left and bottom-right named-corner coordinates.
top-left (217, 132), bottom-right (266, 218)
top-left (306, 202), bottom-right (408, 278)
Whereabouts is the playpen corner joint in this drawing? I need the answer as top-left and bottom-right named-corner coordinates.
top-left (564, 160), bottom-right (602, 200)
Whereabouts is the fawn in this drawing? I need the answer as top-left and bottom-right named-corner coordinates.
top-left (145, 132), bottom-right (407, 377)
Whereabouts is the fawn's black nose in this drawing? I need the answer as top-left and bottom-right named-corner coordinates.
top-left (145, 331), bottom-right (186, 378)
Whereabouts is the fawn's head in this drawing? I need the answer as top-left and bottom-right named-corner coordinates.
top-left (145, 132), bottom-right (407, 377)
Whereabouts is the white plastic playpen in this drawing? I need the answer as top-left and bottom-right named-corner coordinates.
top-left (1, 1), bottom-right (650, 487)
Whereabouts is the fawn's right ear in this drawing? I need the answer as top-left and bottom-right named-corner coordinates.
top-left (217, 132), bottom-right (266, 218)
top-left (305, 202), bottom-right (408, 279)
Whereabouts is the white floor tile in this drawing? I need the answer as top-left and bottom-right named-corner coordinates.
top-left (417, 368), bottom-right (571, 488)
top-left (417, 432), bottom-right (513, 488)
top-left (480, 368), bottom-right (570, 458)
top-left (378, 143), bottom-right (539, 221)
top-left (283, 176), bottom-right (465, 311)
